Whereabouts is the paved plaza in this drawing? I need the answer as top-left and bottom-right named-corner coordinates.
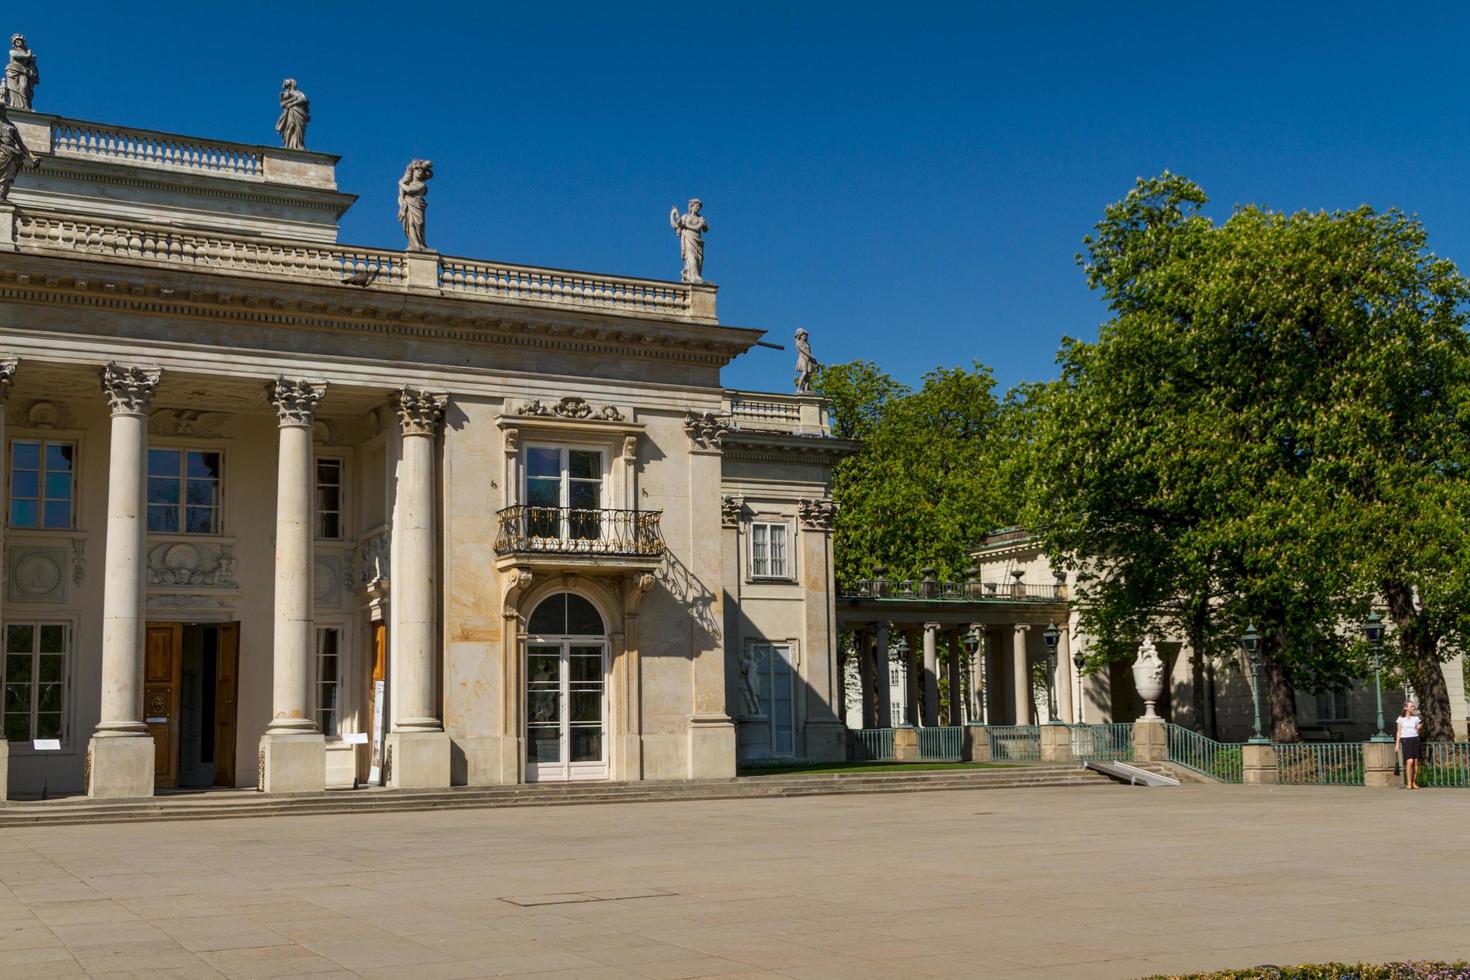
top-left (0, 784), bottom-right (1466, 979)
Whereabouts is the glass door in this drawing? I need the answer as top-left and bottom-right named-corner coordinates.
top-left (526, 640), bottom-right (607, 781)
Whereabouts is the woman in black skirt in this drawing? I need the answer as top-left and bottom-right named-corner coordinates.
top-left (1394, 701), bottom-right (1423, 790)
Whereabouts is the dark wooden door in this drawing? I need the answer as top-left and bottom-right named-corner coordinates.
top-left (144, 623), bottom-right (182, 789)
top-left (213, 624), bottom-right (240, 787)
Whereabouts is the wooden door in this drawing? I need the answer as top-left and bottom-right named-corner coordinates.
top-left (213, 624), bottom-right (240, 787)
top-left (144, 623), bottom-right (182, 789)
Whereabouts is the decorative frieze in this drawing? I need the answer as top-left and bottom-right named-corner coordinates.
top-left (6, 398), bottom-right (74, 430)
top-left (149, 408), bottom-right (230, 438)
top-left (146, 541), bottom-right (238, 588)
top-left (721, 495), bottom-right (745, 528)
top-left (394, 388), bottom-right (448, 437)
top-left (517, 396), bottom-right (624, 422)
top-left (100, 361), bottom-right (161, 415)
top-left (267, 376), bottom-right (326, 426)
top-left (798, 497), bottom-right (838, 531)
top-left (684, 410), bottom-right (731, 451)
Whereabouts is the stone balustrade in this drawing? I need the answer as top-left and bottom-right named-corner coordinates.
top-left (722, 390), bottom-right (827, 434)
top-left (51, 119), bottom-right (265, 179)
top-left (439, 256), bottom-right (704, 318)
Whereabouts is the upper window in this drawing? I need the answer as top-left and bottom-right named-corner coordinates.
top-left (528, 592), bottom-right (606, 637)
top-left (8, 439), bottom-right (74, 529)
top-left (750, 522), bottom-right (790, 579)
top-left (1315, 689), bottom-right (1350, 723)
top-left (526, 447), bottom-right (603, 540)
top-left (316, 627), bottom-right (342, 737)
top-left (316, 458), bottom-right (344, 540)
top-left (3, 622), bottom-right (68, 743)
top-left (147, 449), bottom-right (222, 534)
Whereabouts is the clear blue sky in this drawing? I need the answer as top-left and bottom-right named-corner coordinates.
top-left (19, 3), bottom-right (1470, 393)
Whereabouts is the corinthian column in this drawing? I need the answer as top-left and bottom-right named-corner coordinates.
top-left (89, 362), bottom-right (161, 799)
top-left (259, 377), bottom-right (327, 793)
top-left (386, 388), bottom-right (450, 789)
top-left (0, 359), bottom-right (15, 800)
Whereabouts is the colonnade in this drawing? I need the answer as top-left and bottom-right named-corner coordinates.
top-left (76, 359), bottom-right (451, 798)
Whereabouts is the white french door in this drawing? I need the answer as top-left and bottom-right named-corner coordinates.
top-left (526, 638), bottom-right (608, 782)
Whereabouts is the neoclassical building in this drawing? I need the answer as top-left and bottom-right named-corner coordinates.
top-left (0, 103), bottom-right (852, 798)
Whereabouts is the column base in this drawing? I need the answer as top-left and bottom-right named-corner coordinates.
top-left (258, 733), bottom-right (326, 793)
top-left (385, 730), bottom-right (450, 789)
top-left (87, 736), bottom-right (154, 799)
top-left (687, 714), bottom-right (736, 778)
top-left (893, 725), bottom-right (919, 761)
top-left (964, 724), bottom-right (992, 762)
top-left (1133, 720), bottom-right (1167, 763)
top-left (1040, 724), bottom-right (1073, 763)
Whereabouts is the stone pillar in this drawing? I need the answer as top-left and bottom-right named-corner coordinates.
top-left (1133, 720), bottom-right (1166, 763)
top-left (946, 630), bottom-right (963, 724)
top-left (893, 724), bottom-right (918, 761)
top-left (1012, 624), bottom-right (1031, 725)
top-left (875, 623), bottom-right (892, 729)
top-left (259, 377), bottom-right (327, 794)
top-left (386, 389), bottom-right (451, 788)
top-left (88, 362), bottom-right (162, 799)
top-left (964, 723), bottom-right (992, 762)
top-left (1363, 740), bottom-right (1398, 788)
top-left (1242, 742), bottom-right (1278, 785)
top-left (0, 358), bottom-right (13, 800)
top-left (974, 626), bottom-right (990, 725)
top-left (922, 622), bottom-right (939, 727)
top-left (1056, 622), bottom-right (1075, 725)
top-left (1040, 724), bottom-right (1073, 763)
top-left (856, 628), bottom-right (876, 729)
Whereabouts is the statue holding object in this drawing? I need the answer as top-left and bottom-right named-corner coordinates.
top-left (794, 328), bottom-right (821, 393)
top-left (275, 78), bottom-right (310, 150)
top-left (669, 198), bottom-right (708, 283)
top-left (0, 102), bottom-right (39, 201)
top-left (4, 34), bottom-right (37, 111)
top-left (398, 159), bottom-right (433, 252)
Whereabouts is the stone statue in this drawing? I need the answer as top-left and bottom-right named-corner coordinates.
top-left (4, 35), bottom-right (37, 111)
top-left (669, 198), bottom-right (708, 283)
top-left (397, 159), bottom-right (433, 252)
top-left (0, 102), bottom-right (39, 201)
top-left (794, 328), bottom-right (821, 393)
top-left (275, 79), bottom-right (310, 150)
top-left (738, 650), bottom-right (763, 717)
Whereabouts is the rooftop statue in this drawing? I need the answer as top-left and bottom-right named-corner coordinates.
top-left (669, 198), bottom-right (707, 283)
top-left (398, 159), bottom-right (433, 252)
top-left (275, 78), bottom-right (310, 150)
top-left (794, 328), bottom-right (821, 393)
top-left (4, 34), bottom-right (37, 111)
top-left (0, 102), bottom-right (39, 200)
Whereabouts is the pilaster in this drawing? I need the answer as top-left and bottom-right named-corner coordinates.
top-left (0, 357), bottom-right (13, 800)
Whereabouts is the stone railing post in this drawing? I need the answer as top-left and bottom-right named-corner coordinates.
top-left (893, 724), bottom-right (919, 761)
top-left (1363, 740), bottom-right (1398, 788)
top-left (1242, 742), bottom-right (1278, 784)
top-left (1132, 720), bottom-right (1166, 763)
top-left (405, 251), bottom-right (440, 292)
top-left (964, 723), bottom-right (992, 762)
top-left (1040, 724), bottom-right (1073, 763)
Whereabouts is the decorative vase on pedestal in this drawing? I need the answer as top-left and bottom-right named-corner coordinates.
top-left (1132, 637), bottom-right (1165, 722)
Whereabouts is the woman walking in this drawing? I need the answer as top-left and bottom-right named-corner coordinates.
top-left (1394, 701), bottom-right (1423, 789)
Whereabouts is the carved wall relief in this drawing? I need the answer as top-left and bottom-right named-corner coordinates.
top-left (8, 547), bottom-right (67, 603)
top-left (314, 555), bottom-right (343, 609)
top-left (146, 541), bottom-right (238, 588)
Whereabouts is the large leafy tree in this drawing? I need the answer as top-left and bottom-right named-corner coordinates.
top-left (1029, 173), bottom-right (1470, 740)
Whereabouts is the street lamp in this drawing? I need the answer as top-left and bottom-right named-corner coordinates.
top-left (1364, 611), bottom-right (1391, 743)
top-left (894, 633), bottom-right (911, 726)
top-left (1072, 649), bottom-right (1086, 724)
top-left (962, 627), bottom-right (984, 725)
top-left (1042, 622), bottom-right (1061, 725)
top-left (1242, 623), bottom-right (1268, 744)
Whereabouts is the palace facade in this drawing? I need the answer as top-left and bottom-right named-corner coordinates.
top-left (0, 105), bottom-right (853, 798)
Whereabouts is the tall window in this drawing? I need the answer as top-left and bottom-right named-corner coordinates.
top-left (316, 458), bottom-right (344, 539)
top-left (3, 623), bottom-right (68, 742)
top-left (148, 449), bottom-right (222, 534)
top-left (8, 439), bottom-right (74, 529)
top-left (525, 447), bottom-right (603, 539)
top-left (750, 522), bottom-right (790, 578)
top-left (316, 628), bottom-right (342, 737)
top-left (752, 643), bottom-right (796, 756)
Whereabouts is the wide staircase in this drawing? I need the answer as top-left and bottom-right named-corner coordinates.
top-left (0, 765), bottom-right (1114, 827)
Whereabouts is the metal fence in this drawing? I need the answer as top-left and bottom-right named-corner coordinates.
top-left (986, 725), bottom-right (1042, 762)
top-left (1164, 724), bottom-right (1243, 783)
top-left (1069, 723), bottom-right (1134, 761)
top-left (852, 728), bottom-right (894, 761)
top-left (917, 726), bottom-right (965, 761)
top-left (1420, 743), bottom-right (1470, 787)
top-left (1274, 742), bottom-right (1363, 786)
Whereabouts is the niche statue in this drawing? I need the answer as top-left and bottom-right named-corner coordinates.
top-left (398, 159), bottom-right (434, 252)
top-left (669, 198), bottom-right (708, 283)
top-left (275, 79), bottom-right (310, 150)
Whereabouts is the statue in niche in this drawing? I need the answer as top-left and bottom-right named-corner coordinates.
top-left (398, 159), bottom-right (433, 251)
top-left (0, 102), bottom-right (39, 201)
top-left (738, 649), bottom-right (764, 717)
top-left (669, 198), bottom-right (708, 283)
top-left (4, 35), bottom-right (37, 111)
top-left (794, 328), bottom-right (821, 393)
top-left (275, 78), bottom-right (310, 150)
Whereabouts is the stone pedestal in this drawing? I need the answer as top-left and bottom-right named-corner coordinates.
top-left (87, 737), bottom-right (154, 799)
top-left (964, 724), bottom-right (992, 762)
top-left (1040, 724), bottom-right (1073, 763)
top-left (386, 731), bottom-right (450, 789)
top-left (736, 715), bottom-right (771, 762)
top-left (1242, 742), bottom-right (1278, 785)
top-left (1363, 740), bottom-right (1398, 788)
top-left (893, 725), bottom-right (919, 761)
top-left (258, 733), bottom-right (326, 794)
top-left (1133, 720), bottom-right (1167, 763)
top-left (688, 715), bottom-right (736, 778)
top-left (803, 721), bottom-right (846, 762)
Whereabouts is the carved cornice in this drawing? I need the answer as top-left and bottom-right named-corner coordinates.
top-left (684, 410), bottom-right (732, 451)
top-left (100, 361), bottom-right (161, 415)
top-left (267, 376), bottom-right (326, 426)
top-left (517, 395), bottom-right (624, 422)
top-left (395, 388), bottom-right (448, 437)
top-left (721, 495), bottom-right (744, 528)
top-left (0, 357), bottom-right (16, 404)
top-left (721, 430), bottom-right (860, 466)
top-left (798, 497), bottom-right (838, 531)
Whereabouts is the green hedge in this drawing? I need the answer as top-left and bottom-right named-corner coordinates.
top-left (1145, 962), bottom-right (1470, 979)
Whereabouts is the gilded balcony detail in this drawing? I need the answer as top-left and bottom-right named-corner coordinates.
top-left (493, 506), bottom-right (665, 562)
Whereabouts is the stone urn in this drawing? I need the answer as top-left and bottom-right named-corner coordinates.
top-left (1132, 637), bottom-right (1164, 722)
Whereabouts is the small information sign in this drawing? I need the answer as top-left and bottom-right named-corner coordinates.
top-left (32, 739), bottom-right (60, 751)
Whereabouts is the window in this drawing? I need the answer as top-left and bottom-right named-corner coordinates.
top-left (316, 628), bottom-right (342, 737)
top-left (316, 458), bottom-right (343, 539)
top-left (148, 449), bottom-right (222, 534)
top-left (525, 446), bottom-right (603, 540)
top-left (9, 439), bottom-right (74, 529)
top-left (3, 623), bottom-right (68, 742)
top-left (1315, 689), bottom-right (1351, 723)
top-left (750, 522), bottom-right (790, 578)
top-left (751, 643), bottom-right (796, 756)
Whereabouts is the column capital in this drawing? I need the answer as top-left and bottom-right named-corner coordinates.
top-left (267, 377), bottom-right (326, 427)
top-left (0, 356), bottom-right (16, 403)
top-left (923, 621), bottom-right (941, 632)
top-left (1014, 623), bottom-right (1031, 632)
top-left (394, 387), bottom-right (448, 437)
top-left (100, 361), bottom-right (161, 416)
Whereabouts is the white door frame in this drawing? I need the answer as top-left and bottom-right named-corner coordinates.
top-left (524, 635), bottom-right (609, 782)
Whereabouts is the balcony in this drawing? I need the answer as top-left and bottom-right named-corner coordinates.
top-left (494, 506), bottom-right (666, 569)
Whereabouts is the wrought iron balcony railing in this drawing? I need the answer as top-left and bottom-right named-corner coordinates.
top-left (494, 506), bottom-right (665, 559)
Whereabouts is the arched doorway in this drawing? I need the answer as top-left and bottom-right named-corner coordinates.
top-left (525, 592), bottom-right (608, 782)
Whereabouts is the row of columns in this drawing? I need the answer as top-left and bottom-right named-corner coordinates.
top-left (79, 359), bottom-right (451, 798)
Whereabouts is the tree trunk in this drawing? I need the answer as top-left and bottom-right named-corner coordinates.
top-left (1382, 580), bottom-right (1454, 743)
top-left (1185, 596), bottom-right (1210, 734)
top-left (1265, 647), bottom-right (1300, 743)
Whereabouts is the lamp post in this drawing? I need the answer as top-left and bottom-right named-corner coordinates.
top-left (962, 627), bottom-right (983, 725)
top-left (1072, 650), bottom-right (1086, 724)
top-left (894, 633), bottom-right (911, 726)
top-left (1364, 612), bottom-right (1391, 743)
top-left (1042, 622), bottom-right (1061, 725)
top-left (1243, 623), bottom-right (1268, 744)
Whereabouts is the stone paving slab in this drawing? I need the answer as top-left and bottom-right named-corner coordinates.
top-left (1, 784), bottom-right (1467, 978)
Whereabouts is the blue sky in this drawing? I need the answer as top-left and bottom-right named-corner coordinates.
top-left (19, 3), bottom-right (1470, 393)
